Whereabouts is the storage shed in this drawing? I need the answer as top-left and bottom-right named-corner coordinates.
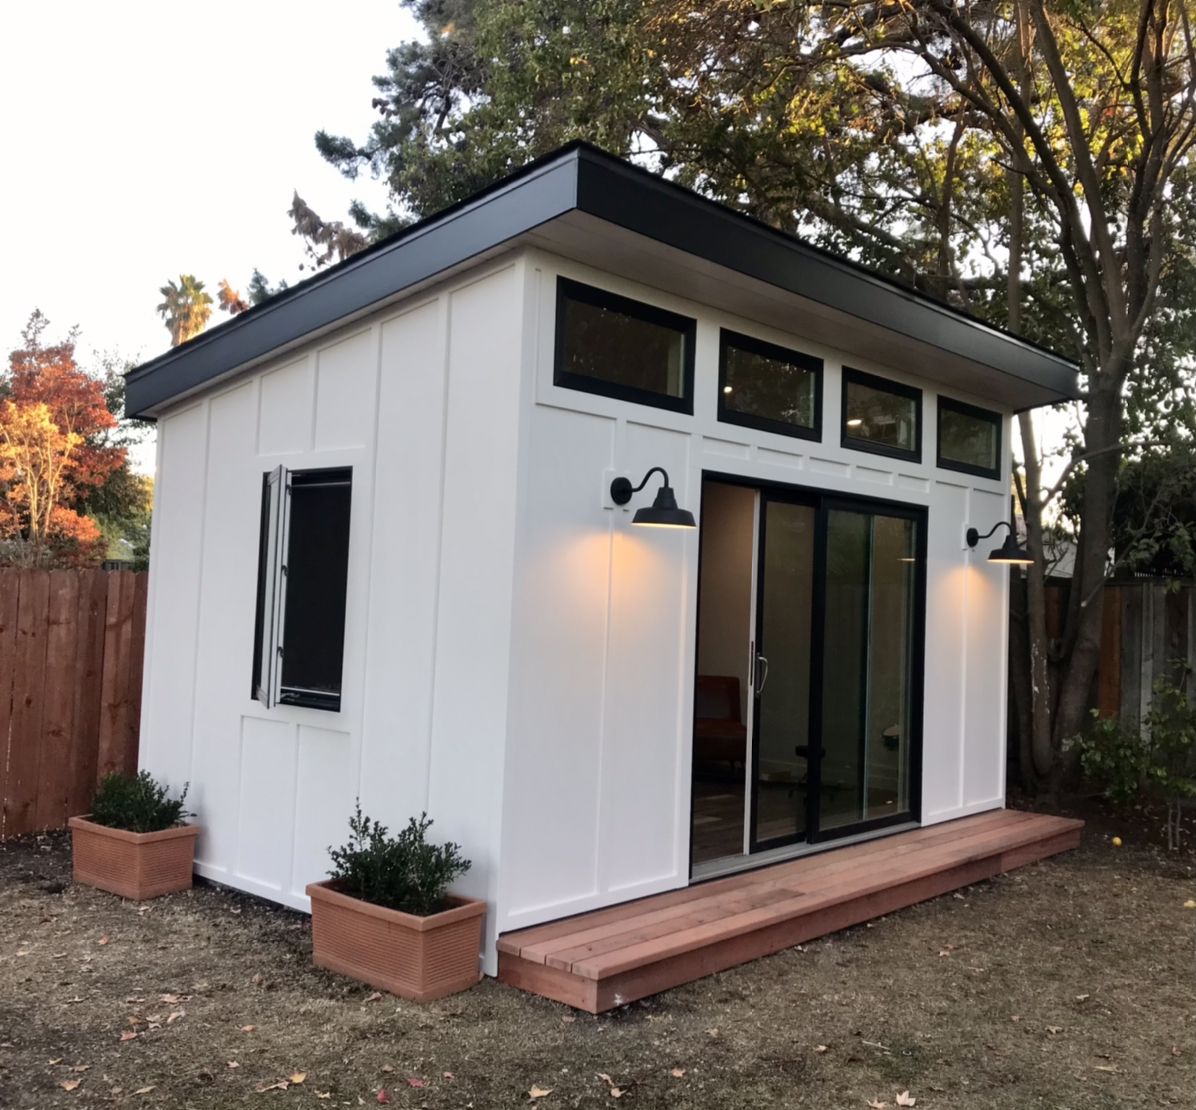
top-left (126, 142), bottom-right (1079, 985)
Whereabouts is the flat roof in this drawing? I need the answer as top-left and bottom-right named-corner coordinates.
top-left (126, 141), bottom-right (1079, 418)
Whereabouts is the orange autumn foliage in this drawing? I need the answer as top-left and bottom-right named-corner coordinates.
top-left (0, 312), bottom-right (125, 566)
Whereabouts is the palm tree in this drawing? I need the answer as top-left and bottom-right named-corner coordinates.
top-left (157, 275), bottom-right (214, 347)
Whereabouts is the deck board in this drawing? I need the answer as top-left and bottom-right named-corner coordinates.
top-left (497, 809), bottom-right (1082, 1012)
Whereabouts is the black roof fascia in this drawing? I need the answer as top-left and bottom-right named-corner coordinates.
top-left (126, 141), bottom-right (1078, 419)
top-left (571, 147), bottom-right (1078, 400)
top-left (124, 149), bottom-right (585, 417)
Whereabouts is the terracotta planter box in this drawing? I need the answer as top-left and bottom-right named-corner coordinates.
top-left (306, 880), bottom-right (485, 1002)
top-left (68, 816), bottom-right (199, 901)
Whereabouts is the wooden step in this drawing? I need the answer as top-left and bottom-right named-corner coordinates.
top-left (497, 810), bottom-right (1083, 1013)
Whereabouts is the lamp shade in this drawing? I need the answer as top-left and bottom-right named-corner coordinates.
top-left (987, 532), bottom-right (1033, 564)
top-left (631, 483), bottom-right (697, 528)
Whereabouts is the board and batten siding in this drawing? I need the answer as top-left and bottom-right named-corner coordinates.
top-left (497, 249), bottom-right (1012, 934)
top-left (140, 242), bottom-right (1017, 971)
top-left (139, 261), bottom-right (525, 970)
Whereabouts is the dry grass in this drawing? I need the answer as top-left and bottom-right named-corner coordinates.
top-left (0, 822), bottom-right (1193, 1109)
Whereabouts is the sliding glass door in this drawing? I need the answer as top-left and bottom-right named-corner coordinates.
top-left (815, 505), bottom-right (920, 839)
top-left (747, 491), bottom-right (923, 852)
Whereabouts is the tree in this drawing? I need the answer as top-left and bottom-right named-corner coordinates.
top-left (0, 312), bottom-right (129, 566)
top-left (157, 274), bottom-right (214, 346)
top-left (312, 0), bottom-right (1196, 789)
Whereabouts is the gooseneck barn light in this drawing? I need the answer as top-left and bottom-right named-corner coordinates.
top-left (610, 467), bottom-right (696, 529)
top-left (965, 520), bottom-right (1034, 565)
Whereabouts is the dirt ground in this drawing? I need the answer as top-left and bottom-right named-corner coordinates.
top-left (1, 808), bottom-right (1193, 1110)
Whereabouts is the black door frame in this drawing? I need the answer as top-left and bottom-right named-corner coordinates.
top-left (691, 471), bottom-right (928, 868)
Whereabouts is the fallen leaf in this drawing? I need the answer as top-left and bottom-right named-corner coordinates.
top-left (376, 1091), bottom-right (391, 1105)
top-left (119, 1031), bottom-right (138, 1043)
top-left (406, 1077), bottom-right (425, 1089)
top-left (316, 1094), bottom-right (331, 1101)
top-left (597, 1073), bottom-right (613, 1084)
top-left (443, 1072), bottom-right (454, 1079)
top-left (167, 1010), bottom-right (186, 1024)
top-left (1047, 1026), bottom-right (1063, 1035)
top-left (1184, 899), bottom-right (1196, 910)
top-left (815, 1044), bottom-right (829, 1054)
top-left (159, 993), bottom-right (189, 1004)
top-left (98, 936), bottom-right (109, 945)
top-left (60, 1079), bottom-right (81, 1092)
top-left (1075, 994), bottom-right (1090, 1002)
top-left (365, 991), bottom-right (384, 1003)
top-left (133, 1087), bottom-right (156, 1096)
top-left (240, 1024), bottom-right (256, 1033)
top-left (896, 1092), bottom-right (916, 1107)
top-left (867, 1101), bottom-right (888, 1109)
top-left (380, 1064), bottom-right (394, 1074)
top-left (289, 1072), bottom-right (307, 1085)
top-left (561, 1015), bottom-right (576, 1024)
top-left (670, 1068), bottom-right (685, 1078)
top-left (705, 1027), bottom-right (719, 1037)
top-left (1172, 1046), bottom-right (1182, 1057)
top-left (611, 1088), bottom-right (625, 1098)
top-left (255, 1080), bottom-right (289, 1092)
top-left (227, 1061), bottom-right (240, 1069)
top-left (69, 1065), bottom-right (90, 1073)
top-left (529, 1085), bottom-right (553, 1099)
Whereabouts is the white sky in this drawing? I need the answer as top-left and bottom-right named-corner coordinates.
top-left (0, 1), bottom-right (418, 391)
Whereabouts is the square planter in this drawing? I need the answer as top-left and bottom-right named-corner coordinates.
top-left (68, 816), bottom-right (199, 901)
top-left (306, 880), bottom-right (485, 1002)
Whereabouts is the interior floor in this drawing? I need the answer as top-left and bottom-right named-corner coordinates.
top-left (691, 767), bottom-right (902, 865)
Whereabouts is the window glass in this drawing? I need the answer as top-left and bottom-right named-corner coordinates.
top-left (555, 278), bottom-right (694, 411)
top-left (843, 370), bottom-right (920, 459)
top-left (252, 465), bottom-right (352, 712)
top-left (938, 399), bottom-right (1001, 477)
top-left (719, 331), bottom-right (820, 438)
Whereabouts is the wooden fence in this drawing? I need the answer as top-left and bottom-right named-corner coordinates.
top-left (1046, 578), bottom-right (1196, 723)
top-left (0, 569), bottom-right (147, 838)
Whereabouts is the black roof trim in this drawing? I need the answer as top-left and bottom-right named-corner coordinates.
top-left (126, 141), bottom-right (1078, 418)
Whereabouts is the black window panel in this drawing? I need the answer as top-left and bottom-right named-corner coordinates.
top-left (937, 396), bottom-right (1002, 479)
top-left (841, 368), bottom-right (922, 463)
top-left (554, 277), bottom-right (695, 413)
top-left (278, 469), bottom-right (352, 711)
top-left (718, 330), bottom-right (822, 440)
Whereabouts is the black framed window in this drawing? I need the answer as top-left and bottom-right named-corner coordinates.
top-left (718, 330), bottom-right (822, 440)
top-left (841, 368), bottom-right (922, 462)
top-left (937, 396), bottom-right (1002, 479)
top-left (252, 465), bottom-right (352, 712)
top-left (554, 277), bottom-right (696, 413)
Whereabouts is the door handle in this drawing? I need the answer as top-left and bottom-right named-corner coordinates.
top-left (754, 654), bottom-right (769, 696)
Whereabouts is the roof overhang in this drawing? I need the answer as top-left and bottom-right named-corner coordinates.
top-left (126, 142), bottom-right (1079, 419)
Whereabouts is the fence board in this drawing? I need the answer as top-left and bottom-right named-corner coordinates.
top-left (35, 572), bottom-right (80, 830)
top-left (0, 569), bottom-right (147, 838)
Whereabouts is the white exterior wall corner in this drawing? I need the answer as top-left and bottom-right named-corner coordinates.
top-left (137, 257), bottom-right (526, 975)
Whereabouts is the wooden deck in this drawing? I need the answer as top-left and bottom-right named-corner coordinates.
top-left (497, 809), bottom-right (1083, 1012)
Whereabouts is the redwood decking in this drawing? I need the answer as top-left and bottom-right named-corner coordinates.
top-left (497, 809), bottom-right (1083, 1012)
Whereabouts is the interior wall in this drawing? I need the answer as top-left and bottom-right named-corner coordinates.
top-left (696, 482), bottom-right (755, 723)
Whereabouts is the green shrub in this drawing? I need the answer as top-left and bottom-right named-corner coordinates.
top-left (1066, 667), bottom-right (1196, 848)
top-left (89, 771), bottom-right (190, 833)
top-left (327, 803), bottom-right (470, 916)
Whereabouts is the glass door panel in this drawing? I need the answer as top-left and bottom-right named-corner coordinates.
top-left (818, 508), bottom-right (917, 834)
top-left (751, 497), bottom-right (815, 849)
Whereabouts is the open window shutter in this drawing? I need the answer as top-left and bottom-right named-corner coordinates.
top-left (255, 465), bottom-right (289, 707)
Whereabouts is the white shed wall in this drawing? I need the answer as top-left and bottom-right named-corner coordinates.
top-left (140, 241), bottom-right (1019, 969)
top-left (497, 250), bottom-right (1012, 935)
top-left (139, 261), bottom-right (526, 971)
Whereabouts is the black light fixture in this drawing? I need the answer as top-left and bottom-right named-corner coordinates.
top-left (965, 520), bottom-right (1033, 565)
top-left (610, 466), bottom-right (696, 529)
